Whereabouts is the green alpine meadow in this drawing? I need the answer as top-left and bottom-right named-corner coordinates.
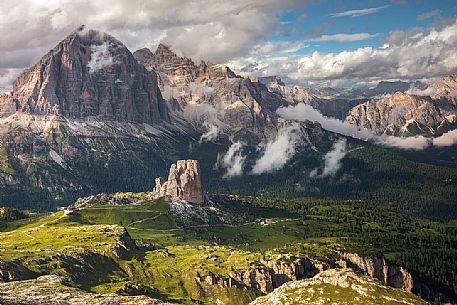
top-left (1, 1), bottom-right (457, 304)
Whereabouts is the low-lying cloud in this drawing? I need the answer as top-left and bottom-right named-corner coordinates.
top-left (87, 42), bottom-right (114, 73)
top-left (251, 126), bottom-right (299, 174)
top-left (216, 142), bottom-right (246, 178)
top-left (276, 103), bottom-right (371, 139)
top-left (199, 122), bottom-right (220, 142)
top-left (433, 129), bottom-right (457, 147)
top-left (181, 102), bottom-right (225, 142)
top-left (374, 135), bottom-right (431, 150)
top-left (310, 139), bottom-right (347, 178)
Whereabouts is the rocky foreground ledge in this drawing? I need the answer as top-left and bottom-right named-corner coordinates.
top-left (0, 275), bottom-right (177, 305)
top-left (250, 268), bottom-right (428, 305)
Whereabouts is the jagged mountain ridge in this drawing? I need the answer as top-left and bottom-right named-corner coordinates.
top-left (0, 28), bottom-right (329, 209)
top-left (345, 80), bottom-right (457, 136)
top-left (431, 74), bottom-right (457, 99)
top-left (8, 25), bottom-right (168, 124)
top-left (133, 45), bottom-right (289, 142)
top-left (256, 75), bottom-right (457, 137)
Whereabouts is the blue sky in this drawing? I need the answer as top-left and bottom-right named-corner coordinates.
top-left (225, 0), bottom-right (457, 87)
top-left (1, 0), bottom-right (457, 90)
top-left (274, 0), bottom-right (457, 54)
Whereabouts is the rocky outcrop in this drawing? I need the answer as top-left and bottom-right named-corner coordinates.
top-left (0, 274), bottom-right (177, 305)
top-left (153, 160), bottom-right (204, 204)
top-left (0, 261), bottom-right (35, 283)
top-left (343, 253), bottom-right (413, 292)
top-left (69, 192), bottom-right (151, 209)
top-left (194, 259), bottom-right (320, 294)
top-left (10, 25), bottom-right (168, 124)
top-left (0, 94), bottom-right (15, 118)
top-left (230, 268), bottom-right (274, 293)
top-left (265, 258), bottom-right (322, 287)
top-left (249, 268), bottom-right (428, 305)
top-left (112, 227), bottom-right (138, 258)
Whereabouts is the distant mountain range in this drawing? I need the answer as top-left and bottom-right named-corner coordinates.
top-left (257, 74), bottom-right (457, 136)
top-left (0, 26), bottom-right (456, 213)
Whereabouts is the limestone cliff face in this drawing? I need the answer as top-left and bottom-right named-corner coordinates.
top-left (0, 94), bottom-right (15, 118)
top-left (195, 257), bottom-right (323, 294)
top-left (153, 160), bottom-right (204, 204)
top-left (345, 74), bottom-right (457, 137)
top-left (343, 253), bottom-right (413, 292)
top-left (134, 45), bottom-right (286, 140)
top-left (432, 74), bottom-right (457, 99)
top-left (249, 268), bottom-right (428, 305)
top-left (11, 25), bottom-right (168, 123)
top-left (345, 92), bottom-right (457, 136)
top-left (229, 258), bottom-right (322, 293)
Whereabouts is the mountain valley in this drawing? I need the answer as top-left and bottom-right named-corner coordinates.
top-left (0, 24), bottom-right (456, 305)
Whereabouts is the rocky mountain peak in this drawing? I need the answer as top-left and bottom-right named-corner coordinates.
top-left (153, 160), bottom-right (204, 204)
top-left (134, 44), bottom-right (238, 86)
top-left (9, 27), bottom-right (168, 123)
top-left (134, 44), bottom-right (200, 86)
top-left (155, 43), bottom-right (177, 58)
top-left (344, 91), bottom-right (457, 136)
top-left (432, 74), bottom-right (457, 98)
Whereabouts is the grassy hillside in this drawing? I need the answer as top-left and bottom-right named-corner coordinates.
top-left (1, 195), bottom-right (455, 303)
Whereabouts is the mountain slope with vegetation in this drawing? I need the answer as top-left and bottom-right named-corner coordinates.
top-left (0, 195), bottom-right (455, 304)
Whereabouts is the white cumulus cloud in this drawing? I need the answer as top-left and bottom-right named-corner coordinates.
top-left (251, 126), bottom-right (299, 174)
top-left (375, 135), bottom-right (431, 150)
top-left (0, 0), bottom-right (306, 78)
top-left (231, 20), bottom-right (457, 87)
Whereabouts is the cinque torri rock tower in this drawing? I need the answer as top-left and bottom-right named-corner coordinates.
top-left (153, 160), bottom-right (204, 204)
